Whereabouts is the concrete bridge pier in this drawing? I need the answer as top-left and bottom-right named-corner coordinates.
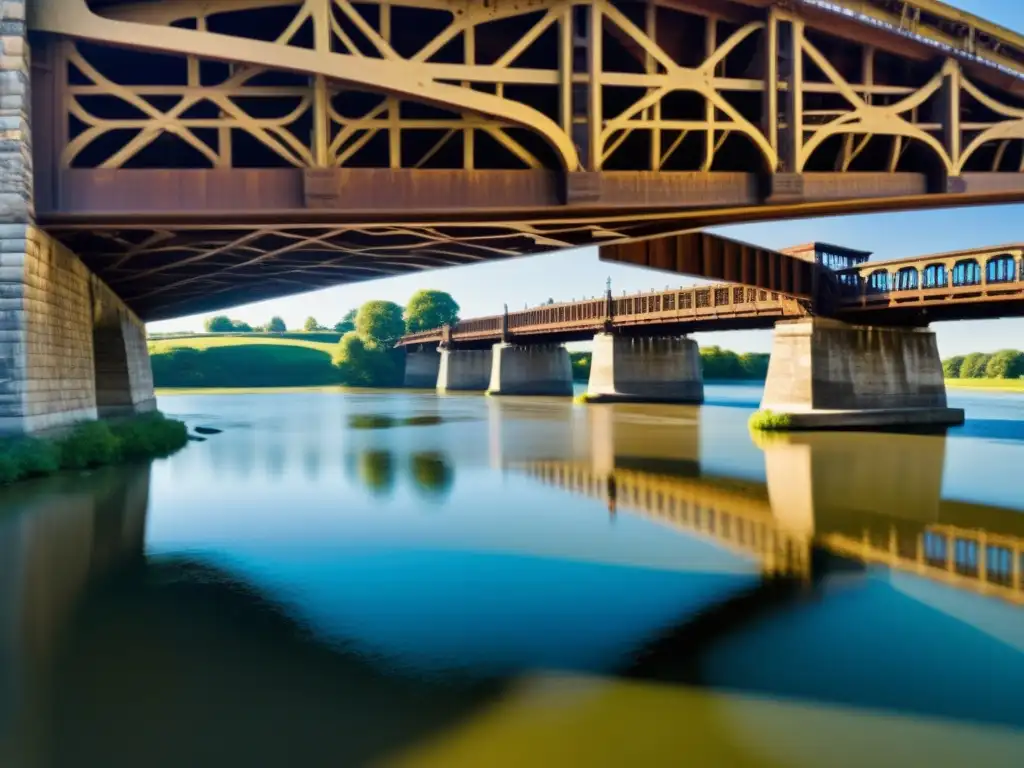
top-left (487, 343), bottom-right (573, 397)
top-left (585, 333), bottom-right (704, 403)
top-left (403, 346), bottom-right (441, 388)
top-left (755, 318), bottom-right (964, 430)
top-left (436, 347), bottom-right (492, 392)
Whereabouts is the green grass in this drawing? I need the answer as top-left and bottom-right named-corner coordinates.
top-left (945, 378), bottom-right (1024, 392)
top-left (748, 409), bottom-right (794, 431)
top-left (148, 335), bottom-right (337, 355)
top-left (0, 412), bottom-right (189, 487)
top-left (149, 336), bottom-right (341, 388)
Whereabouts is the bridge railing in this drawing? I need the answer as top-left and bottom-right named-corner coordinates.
top-left (835, 247), bottom-right (1024, 308)
top-left (397, 283), bottom-right (801, 346)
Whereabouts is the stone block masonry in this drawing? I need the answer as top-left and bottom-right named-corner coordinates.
top-left (437, 347), bottom-right (491, 392)
top-left (585, 334), bottom-right (703, 403)
top-left (756, 318), bottom-right (964, 430)
top-left (404, 348), bottom-right (441, 388)
top-left (0, 4), bottom-right (153, 435)
top-left (0, 226), bottom-right (155, 434)
top-left (487, 343), bottom-right (573, 397)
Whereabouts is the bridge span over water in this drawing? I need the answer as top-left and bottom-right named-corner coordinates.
top-left (398, 238), bottom-right (1021, 427)
top-left (4, 0), bottom-right (1024, 432)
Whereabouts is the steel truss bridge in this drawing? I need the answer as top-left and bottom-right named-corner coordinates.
top-left (28, 0), bottom-right (1024, 320)
top-left (397, 239), bottom-right (1024, 347)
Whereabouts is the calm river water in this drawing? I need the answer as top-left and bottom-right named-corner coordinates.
top-left (1, 384), bottom-right (1022, 767)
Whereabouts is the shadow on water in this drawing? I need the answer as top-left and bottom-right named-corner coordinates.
top-left (3, 393), bottom-right (1023, 766)
top-left (950, 418), bottom-right (1024, 443)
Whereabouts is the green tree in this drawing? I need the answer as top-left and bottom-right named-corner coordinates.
top-left (231, 320), bottom-right (253, 333)
top-left (959, 352), bottom-right (992, 379)
top-left (357, 300), bottom-right (406, 348)
top-left (942, 355), bottom-right (965, 379)
top-left (570, 352), bottom-right (591, 381)
top-left (984, 349), bottom-right (1024, 379)
top-left (701, 346), bottom-right (745, 379)
top-left (738, 352), bottom-right (770, 380)
top-left (303, 316), bottom-right (323, 332)
top-left (333, 332), bottom-right (379, 386)
top-left (334, 309), bottom-right (357, 334)
top-left (267, 316), bottom-right (287, 333)
top-left (204, 315), bottom-right (234, 333)
top-left (404, 290), bottom-right (460, 333)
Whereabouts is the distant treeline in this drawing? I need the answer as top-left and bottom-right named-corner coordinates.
top-left (943, 350), bottom-right (1024, 380)
top-left (569, 347), bottom-right (770, 382)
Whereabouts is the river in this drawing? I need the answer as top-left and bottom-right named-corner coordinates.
top-left (1, 384), bottom-right (1022, 767)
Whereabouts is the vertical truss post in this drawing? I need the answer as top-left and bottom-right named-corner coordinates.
top-left (563, 3), bottom-right (601, 204)
top-left (934, 61), bottom-right (965, 193)
top-left (763, 11), bottom-right (804, 204)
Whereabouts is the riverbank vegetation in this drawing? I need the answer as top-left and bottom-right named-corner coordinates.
top-left (0, 412), bottom-right (188, 486)
top-left (152, 292), bottom-right (773, 390)
top-left (943, 350), bottom-right (1024, 382)
top-left (748, 410), bottom-right (793, 431)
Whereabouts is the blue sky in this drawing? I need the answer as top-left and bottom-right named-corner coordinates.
top-left (147, 0), bottom-right (1024, 358)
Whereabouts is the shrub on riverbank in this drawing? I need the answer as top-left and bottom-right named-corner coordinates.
top-left (748, 410), bottom-right (793, 431)
top-left (0, 413), bottom-right (188, 486)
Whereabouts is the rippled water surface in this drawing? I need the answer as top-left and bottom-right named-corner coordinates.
top-left (1, 384), bottom-right (1022, 767)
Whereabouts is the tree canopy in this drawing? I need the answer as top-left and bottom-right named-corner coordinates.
top-left (959, 352), bottom-right (992, 379)
top-left (267, 316), bottom-right (287, 333)
top-left (356, 300), bottom-right (406, 348)
top-left (985, 349), bottom-right (1024, 379)
top-left (303, 316), bottom-right (324, 332)
top-left (404, 290), bottom-right (460, 333)
top-left (204, 315), bottom-right (235, 333)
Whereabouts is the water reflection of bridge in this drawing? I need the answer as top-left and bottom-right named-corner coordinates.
top-left (0, 467), bottom-right (151, 767)
top-left (504, 405), bottom-right (1024, 605)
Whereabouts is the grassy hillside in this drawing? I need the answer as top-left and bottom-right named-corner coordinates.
top-left (149, 335), bottom-right (340, 388)
top-left (148, 334), bottom-right (338, 355)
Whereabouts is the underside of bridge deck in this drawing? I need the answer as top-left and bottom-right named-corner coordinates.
top-left (18, 0), bottom-right (1024, 321)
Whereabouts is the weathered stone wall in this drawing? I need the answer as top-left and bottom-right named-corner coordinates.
top-left (0, 226), bottom-right (155, 434)
top-left (586, 334), bottom-right (703, 403)
top-left (404, 348), bottom-right (441, 389)
top-left (762, 318), bottom-right (947, 411)
top-left (437, 348), bottom-right (491, 392)
top-left (0, 0), bottom-right (31, 224)
top-left (0, 6), bottom-right (153, 435)
top-left (487, 343), bottom-right (573, 396)
top-left (758, 318), bottom-right (962, 429)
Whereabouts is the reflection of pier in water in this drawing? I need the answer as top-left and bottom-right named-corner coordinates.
top-left (0, 467), bottom-right (151, 767)
top-left (508, 410), bottom-right (1024, 605)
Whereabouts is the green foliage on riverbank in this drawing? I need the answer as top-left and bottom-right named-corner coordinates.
top-left (748, 410), bottom-right (793, 431)
top-left (943, 350), bottom-right (1024, 380)
top-left (151, 343), bottom-right (340, 388)
top-left (0, 413), bottom-right (188, 486)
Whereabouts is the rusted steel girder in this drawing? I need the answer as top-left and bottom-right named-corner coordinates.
top-left (600, 232), bottom-right (819, 300)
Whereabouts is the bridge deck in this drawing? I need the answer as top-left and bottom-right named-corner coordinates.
top-left (25, 0), bottom-right (1024, 320)
top-left (399, 244), bottom-right (1024, 346)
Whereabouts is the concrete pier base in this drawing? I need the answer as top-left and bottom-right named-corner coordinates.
top-left (585, 334), bottom-right (703, 403)
top-left (487, 343), bottom-right (573, 396)
top-left (404, 348), bottom-right (441, 388)
top-left (755, 318), bottom-right (964, 430)
top-left (437, 348), bottom-right (492, 392)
